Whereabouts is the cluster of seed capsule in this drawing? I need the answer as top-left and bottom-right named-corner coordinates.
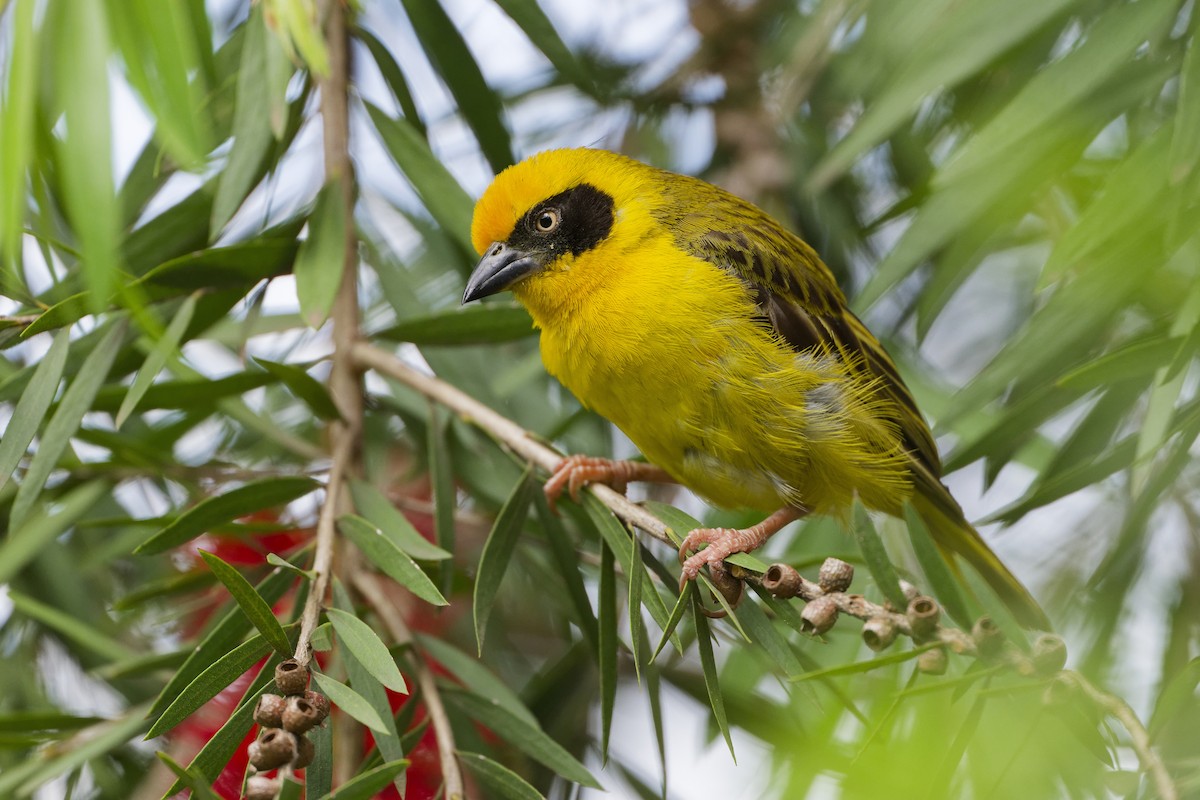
top-left (757, 557), bottom-right (1068, 677)
top-left (242, 658), bottom-right (330, 800)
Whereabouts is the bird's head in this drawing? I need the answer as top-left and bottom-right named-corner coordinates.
top-left (463, 148), bottom-right (656, 310)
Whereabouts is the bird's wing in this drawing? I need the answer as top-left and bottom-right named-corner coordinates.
top-left (666, 190), bottom-right (942, 477)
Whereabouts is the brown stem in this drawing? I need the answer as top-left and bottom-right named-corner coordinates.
top-left (1066, 672), bottom-right (1178, 800)
top-left (293, 0), bottom-right (362, 667)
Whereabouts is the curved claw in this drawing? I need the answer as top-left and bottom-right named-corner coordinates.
top-left (543, 455), bottom-right (631, 514)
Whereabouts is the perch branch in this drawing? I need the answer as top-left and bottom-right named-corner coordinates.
top-left (351, 341), bottom-right (672, 544)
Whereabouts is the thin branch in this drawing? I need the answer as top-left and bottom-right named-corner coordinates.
top-left (353, 571), bottom-right (466, 800)
top-left (1065, 672), bottom-right (1178, 800)
top-left (294, 0), bottom-right (362, 666)
top-left (352, 342), bottom-right (1178, 799)
top-left (351, 341), bottom-right (673, 544)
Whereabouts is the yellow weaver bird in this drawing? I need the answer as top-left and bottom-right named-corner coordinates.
top-left (463, 148), bottom-right (1048, 629)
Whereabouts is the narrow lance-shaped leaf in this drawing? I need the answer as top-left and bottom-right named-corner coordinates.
top-left (51, 0), bottom-right (120, 310)
top-left (117, 291), bottom-right (199, 428)
top-left (903, 504), bottom-right (973, 627)
top-left (294, 178), bottom-right (348, 328)
top-left (315, 760), bottom-right (409, 800)
top-left (849, 500), bottom-right (908, 609)
top-left (310, 671), bottom-right (390, 734)
top-left (474, 470), bottom-right (536, 653)
top-left (598, 541), bottom-right (617, 763)
top-left (373, 303), bottom-right (534, 346)
top-left (146, 633), bottom-right (275, 739)
top-left (0, 0), bottom-right (39, 274)
top-left (136, 476), bottom-right (321, 555)
top-left (692, 595), bottom-right (735, 760)
top-left (198, 551), bottom-right (292, 655)
top-left (0, 480), bottom-right (110, 586)
top-left (416, 635), bottom-right (538, 727)
top-left (10, 320), bottom-right (125, 529)
top-left (325, 608), bottom-right (407, 694)
top-left (348, 478), bottom-right (451, 560)
top-left (253, 357), bottom-right (342, 421)
top-left (398, 0), bottom-right (513, 172)
top-left (0, 328), bottom-right (69, 493)
top-left (211, 4), bottom-right (279, 234)
top-left (338, 515), bottom-right (448, 606)
top-left (457, 751), bottom-right (546, 800)
top-left (161, 660), bottom-right (277, 797)
top-left (445, 688), bottom-right (602, 789)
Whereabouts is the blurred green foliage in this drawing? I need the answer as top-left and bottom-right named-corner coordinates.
top-left (0, 0), bottom-right (1197, 798)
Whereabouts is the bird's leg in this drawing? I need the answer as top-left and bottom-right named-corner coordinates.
top-left (679, 507), bottom-right (806, 589)
top-left (543, 456), bottom-right (675, 513)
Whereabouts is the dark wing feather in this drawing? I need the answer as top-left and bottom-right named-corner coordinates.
top-left (659, 177), bottom-right (942, 477)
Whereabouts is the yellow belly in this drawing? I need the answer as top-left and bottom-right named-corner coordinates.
top-left (516, 236), bottom-right (911, 515)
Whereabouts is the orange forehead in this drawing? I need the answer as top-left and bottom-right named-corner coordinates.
top-left (470, 148), bottom-right (642, 255)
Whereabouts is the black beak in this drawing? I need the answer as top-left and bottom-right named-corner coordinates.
top-left (462, 242), bottom-right (540, 304)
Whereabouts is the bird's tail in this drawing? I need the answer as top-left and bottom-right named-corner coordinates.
top-left (909, 478), bottom-right (1050, 631)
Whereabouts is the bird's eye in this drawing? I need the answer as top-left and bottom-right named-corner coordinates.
top-left (533, 208), bottom-right (561, 233)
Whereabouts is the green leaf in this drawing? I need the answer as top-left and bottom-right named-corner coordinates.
top-left (1056, 335), bottom-right (1183, 392)
top-left (117, 292), bottom-right (198, 428)
top-left (904, 504), bottom-right (972, 627)
top-left (733, 595), bottom-right (804, 679)
top-left (160, 662), bottom-right (276, 798)
top-left (398, 0), bottom-right (512, 172)
top-left (108, 0), bottom-right (212, 168)
top-left (307, 717), bottom-right (334, 798)
top-left (427, 404), bottom-right (456, 589)
top-left (445, 688), bottom-right (602, 789)
top-left (0, 0), bottom-right (39, 272)
top-left (458, 751), bottom-right (546, 800)
top-left (311, 671), bottom-right (391, 734)
top-left (791, 642), bottom-right (941, 682)
top-left (9, 320), bottom-right (125, 529)
top-left (211, 4), bottom-right (277, 234)
top-left (146, 633), bottom-right (274, 739)
top-left (809, 0), bottom-right (1075, 189)
top-left (598, 541), bottom-right (617, 762)
top-left (0, 328), bottom-right (68, 491)
top-left (534, 497), bottom-right (599, 650)
top-left (651, 582), bottom-right (692, 664)
top-left (575, 496), bottom-right (679, 646)
top-left (415, 635), bottom-right (538, 727)
top-left (325, 608), bottom-right (407, 694)
top-left (1150, 657), bottom-right (1200, 737)
top-left (253, 357), bottom-right (342, 421)
top-left (330, 581), bottom-right (406, 786)
top-left (317, 760), bottom-right (409, 800)
top-left (693, 595), bottom-right (734, 759)
top-left (849, 501), bottom-right (908, 609)
top-left (7, 590), bottom-right (134, 663)
top-left (0, 481), bottom-right (109, 586)
top-left (374, 303), bottom-right (535, 346)
top-left (294, 178), bottom-right (348, 328)
top-left (198, 551), bottom-right (293, 655)
top-left (51, 0), bottom-right (120, 309)
top-left (348, 479), bottom-right (451, 560)
top-left (628, 527), bottom-right (645, 681)
top-left (149, 561), bottom-right (300, 718)
top-left (365, 102), bottom-right (475, 254)
top-left (338, 515), bottom-right (447, 605)
top-left (354, 26), bottom-right (424, 135)
top-left (136, 476), bottom-right (320, 555)
top-left (474, 470), bottom-right (536, 653)
top-left (492, 0), bottom-right (592, 91)
top-left (21, 238), bottom-right (298, 337)
top-left (0, 708), bottom-right (149, 798)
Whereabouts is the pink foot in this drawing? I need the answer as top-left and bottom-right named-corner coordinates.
top-left (543, 456), bottom-right (633, 513)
